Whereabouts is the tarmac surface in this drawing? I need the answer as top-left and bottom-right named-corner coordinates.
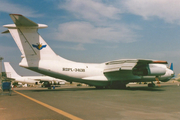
top-left (1, 82), bottom-right (180, 120)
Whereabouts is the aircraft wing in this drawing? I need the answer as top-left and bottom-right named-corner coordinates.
top-left (104, 59), bottom-right (167, 73)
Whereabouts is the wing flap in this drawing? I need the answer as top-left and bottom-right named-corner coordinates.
top-left (104, 59), bottom-right (167, 73)
top-left (104, 63), bottom-right (136, 72)
top-left (104, 59), bottom-right (140, 73)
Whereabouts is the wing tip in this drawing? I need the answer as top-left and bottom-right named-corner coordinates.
top-left (153, 61), bottom-right (168, 64)
top-left (9, 14), bottom-right (22, 16)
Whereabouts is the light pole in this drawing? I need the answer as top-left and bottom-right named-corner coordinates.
top-left (0, 57), bottom-right (4, 78)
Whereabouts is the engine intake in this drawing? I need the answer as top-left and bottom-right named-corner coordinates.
top-left (133, 65), bottom-right (166, 76)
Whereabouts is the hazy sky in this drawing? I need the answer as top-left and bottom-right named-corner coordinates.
top-left (0, 0), bottom-right (180, 76)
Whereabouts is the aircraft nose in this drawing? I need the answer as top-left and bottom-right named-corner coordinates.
top-left (169, 69), bottom-right (175, 77)
top-left (171, 70), bottom-right (175, 77)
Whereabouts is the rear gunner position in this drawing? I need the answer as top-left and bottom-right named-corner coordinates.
top-left (2, 14), bottom-right (174, 89)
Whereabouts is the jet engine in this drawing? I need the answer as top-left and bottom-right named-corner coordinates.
top-left (132, 64), bottom-right (166, 76)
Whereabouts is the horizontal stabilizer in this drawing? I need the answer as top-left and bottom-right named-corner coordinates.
top-left (2, 30), bottom-right (9, 34)
top-left (10, 14), bottom-right (37, 26)
top-left (3, 14), bottom-right (48, 29)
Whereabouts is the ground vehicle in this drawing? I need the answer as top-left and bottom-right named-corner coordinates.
top-left (1, 80), bottom-right (12, 95)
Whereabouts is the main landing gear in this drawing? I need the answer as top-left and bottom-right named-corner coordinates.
top-left (95, 83), bottom-right (127, 89)
top-left (148, 76), bottom-right (161, 87)
top-left (95, 86), bottom-right (104, 89)
top-left (148, 82), bottom-right (155, 87)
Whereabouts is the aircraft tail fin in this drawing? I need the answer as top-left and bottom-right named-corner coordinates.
top-left (169, 63), bottom-right (173, 71)
top-left (169, 63), bottom-right (175, 77)
top-left (4, 62), bottom-right (21, 78)
top-left (2, 14), bottom-right (60, 67)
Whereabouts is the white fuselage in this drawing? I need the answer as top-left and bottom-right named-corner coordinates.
top-left (20, 57), bottom-right (174, 86)
top-left (11, 75), bottom-right (66, 84)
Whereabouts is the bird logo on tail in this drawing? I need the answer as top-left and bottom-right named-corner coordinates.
top-left (32, 43), bottom-right (46, 50)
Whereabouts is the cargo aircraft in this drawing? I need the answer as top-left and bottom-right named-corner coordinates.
top-left (4, 62), bottom-right (66, 87)
top-left (2, 14), bottom-right (174, 88)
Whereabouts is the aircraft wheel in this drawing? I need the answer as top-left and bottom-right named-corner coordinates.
top-left (148, 83), bottom-right (155, 87)
top-left (95, 86), bottom-right (104, 89)
top-left (118, 84), bottom-right (126, 89)
top-left (110, 84), bottom-right (126, 89)
top-left (105, 86), bottom-right (111, 89)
